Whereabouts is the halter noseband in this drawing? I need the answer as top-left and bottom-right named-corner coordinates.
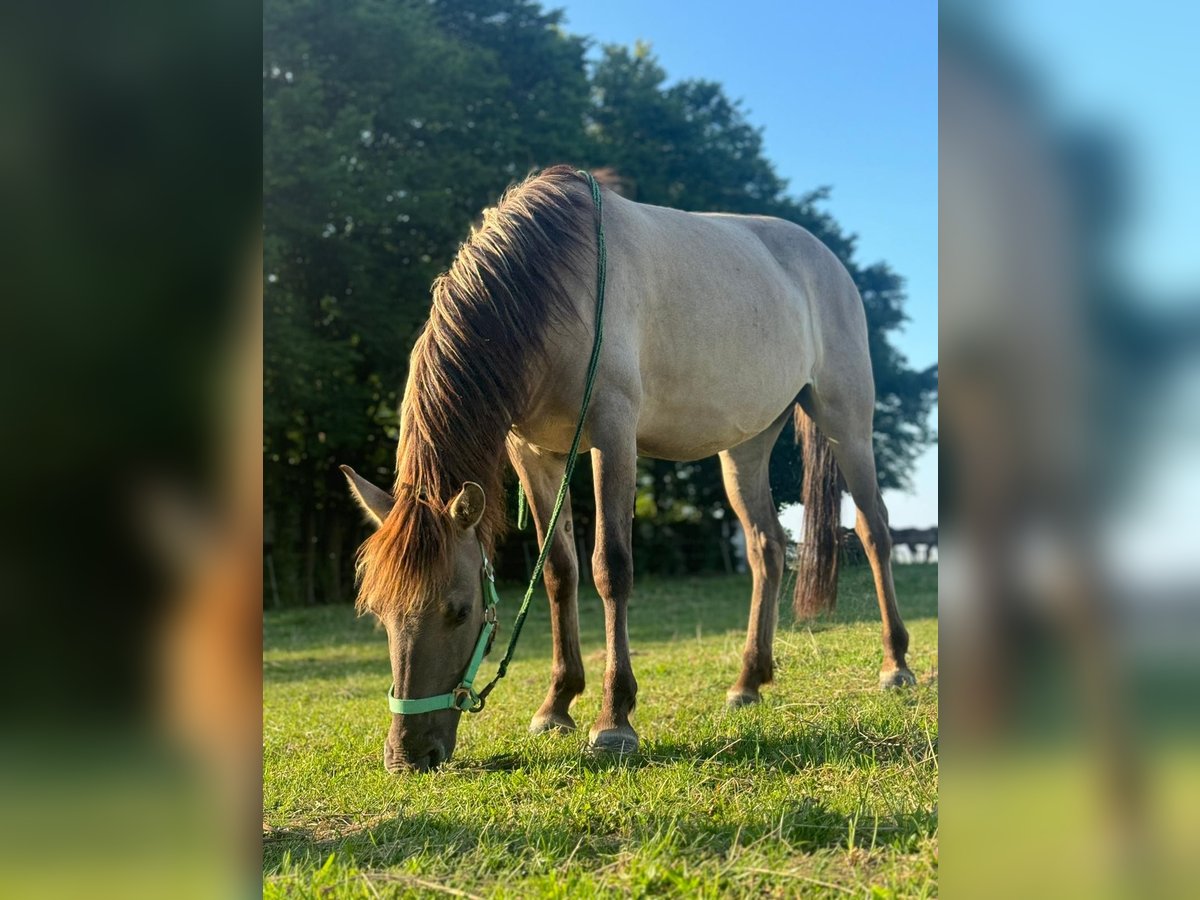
top-left (386, 540), bottom-right (499, 715)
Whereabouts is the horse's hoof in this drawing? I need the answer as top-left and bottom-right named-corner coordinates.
top-left (529, 712), bottom-right (576, 735)
top-left (879, 667), bottom-right (917, 690)
top-left (587, 725), bottom-right (639, 754)
top-left (726, 689), bottom-right (761, 709)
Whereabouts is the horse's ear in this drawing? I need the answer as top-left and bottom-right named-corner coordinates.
top-left (448, 482), bottom-right (486, 531)
top-left (340, 465), bottom-right (395, 527)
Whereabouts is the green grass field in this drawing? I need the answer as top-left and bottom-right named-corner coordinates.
top-left (264, 564), bottom-right (938, 898)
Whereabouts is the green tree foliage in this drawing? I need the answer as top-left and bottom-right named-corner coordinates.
top-left (264, 3), bottom-right (936, 604)
top-left (264, 0), bottom-right (590, 602)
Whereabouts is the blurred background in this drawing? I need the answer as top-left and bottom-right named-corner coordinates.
top-left (0, 1), bottom-right (259, 897)
top-left (940, 1), bottom-right (1199, 895)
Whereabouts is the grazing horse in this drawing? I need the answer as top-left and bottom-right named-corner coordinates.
top-left (341, 166), bottom-right (914, 772)
top-left (891, 526), bottom-right (939, 563)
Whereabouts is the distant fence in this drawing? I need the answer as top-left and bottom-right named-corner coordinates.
top-left (834, 526), bottom-right (938, 566)
top-left (492, 522), bottom-right (939, 586)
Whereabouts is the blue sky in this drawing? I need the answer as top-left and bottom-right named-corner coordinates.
top-left (1002, 0), bottom-right (1200, 304)
top-left (556, 0), bottom-right (939, 526)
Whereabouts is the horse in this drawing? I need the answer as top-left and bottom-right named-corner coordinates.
top-left (890, 526), bottom-right (939, 563)
top-left (341, 166), bottom-right (914, 772)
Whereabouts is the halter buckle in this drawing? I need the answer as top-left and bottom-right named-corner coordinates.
top-left (452, 686), bottom-right (484, 713)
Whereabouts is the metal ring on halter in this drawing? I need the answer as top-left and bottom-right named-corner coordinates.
top-left (453, 687), bottom-right (484, 713)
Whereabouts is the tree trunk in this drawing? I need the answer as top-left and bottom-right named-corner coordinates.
top-left (304, 509), bottom-right (317, 606)
top-left (326, 512), bottom-right (345, 604)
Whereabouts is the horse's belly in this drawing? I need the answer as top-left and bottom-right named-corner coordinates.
top-left (633, 404), bottom-right (784, 461)
top-left (634, 367), bottom-right (803, 461)
top-left (632, 304), bottom-right (811, 460)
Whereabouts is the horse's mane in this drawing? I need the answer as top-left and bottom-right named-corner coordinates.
top-left (356, 165), bottom-right (595, 617)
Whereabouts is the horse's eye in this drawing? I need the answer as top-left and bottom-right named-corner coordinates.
top-left (452, 605), bottom-right (470, 626)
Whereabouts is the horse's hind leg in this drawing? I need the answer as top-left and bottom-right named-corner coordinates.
top-left (719, 414), bottom-right (789, 708)
top-left (508, 437), bottom-right (585, 734)
top-left (807, 390), bottom-right (916, 688)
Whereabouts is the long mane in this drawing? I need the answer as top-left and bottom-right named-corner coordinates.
top-left (356, 166), bottom-right (595, 616)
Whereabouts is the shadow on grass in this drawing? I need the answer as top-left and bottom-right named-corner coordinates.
top-left (264, 795), bottom-right (937, 877)
top-left (609, 565), bottom-right (937, 648)
top-left (469, 715), bottom-right (934, 774)
top-left (264, 653), bottom-right (383, 684)
top-left (264, 567), bottom-right (938, 694)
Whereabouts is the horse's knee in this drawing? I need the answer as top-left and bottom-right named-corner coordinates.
top-left (543, 538), bottom-right (578, 598)
top-left (592, 540), bottom-right (632, 601)
top-left (858, 511), bottom-right (893, 558)
top-left (747, 528), bottom-right (786, 580)
top-left (870, 526), bottom-right (893, 557)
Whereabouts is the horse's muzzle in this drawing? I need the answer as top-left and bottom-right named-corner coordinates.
top-left (384, 736), bottom-right (448, 773)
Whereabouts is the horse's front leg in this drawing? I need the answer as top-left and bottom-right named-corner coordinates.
top-left (507, 437), bottom-right (585, 734)
top-left (587, 427), bottom-right (639, 753)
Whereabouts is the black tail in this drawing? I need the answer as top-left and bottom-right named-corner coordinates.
top-left (794, 403), bottom-right (842, 619)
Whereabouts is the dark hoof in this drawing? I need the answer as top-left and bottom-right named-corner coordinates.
top-left (879, 667), bottom-right (917, 690)
top-left (587, 725), bottom-right (639, 754)
top-left (529, 711), bottom-right (576, 735)
top-left (726, 689), bottom-right (761, 709)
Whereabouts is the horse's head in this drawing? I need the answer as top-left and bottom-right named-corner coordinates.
top-left (340, 465), bottom-right (491, 772)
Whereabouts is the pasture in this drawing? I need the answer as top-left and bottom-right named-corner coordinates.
top-left (264, 564), bottom-right (938, 897)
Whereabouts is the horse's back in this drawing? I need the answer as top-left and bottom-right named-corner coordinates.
top-left (616, 201), bottom-right (865, 359)
top-left (596, 196), bottom-right (866, 458)
top-left (691, 211), bottom-right (869, 360)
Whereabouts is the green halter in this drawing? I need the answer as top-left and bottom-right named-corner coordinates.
top-left (386, 541), bottom-right (499, 714)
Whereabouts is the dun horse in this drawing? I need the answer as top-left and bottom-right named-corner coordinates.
top-left (342, 166), bottom-right (914, 772)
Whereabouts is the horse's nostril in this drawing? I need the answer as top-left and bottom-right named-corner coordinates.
top-left (384, 742), bottom-right (403, 773)
top-left (383, 739), bottom-right (446, 773)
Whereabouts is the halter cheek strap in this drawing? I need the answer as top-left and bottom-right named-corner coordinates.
top-left (387, 541), bottom-right (499, 715)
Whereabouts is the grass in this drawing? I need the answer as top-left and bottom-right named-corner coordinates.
top-left (264, 564), bottom-right (938, 898)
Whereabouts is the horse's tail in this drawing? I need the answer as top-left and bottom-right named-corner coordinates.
top-left (794, 402), bottom-right (842, 619)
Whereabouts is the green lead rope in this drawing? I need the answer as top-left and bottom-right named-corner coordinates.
top-left (516, 483), bottom-right (529, 531)
top-left (478, 170), bottom-right (607, 702)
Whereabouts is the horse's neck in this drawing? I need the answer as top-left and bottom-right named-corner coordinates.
top-left (396, 385), bottom-right (512, 497)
